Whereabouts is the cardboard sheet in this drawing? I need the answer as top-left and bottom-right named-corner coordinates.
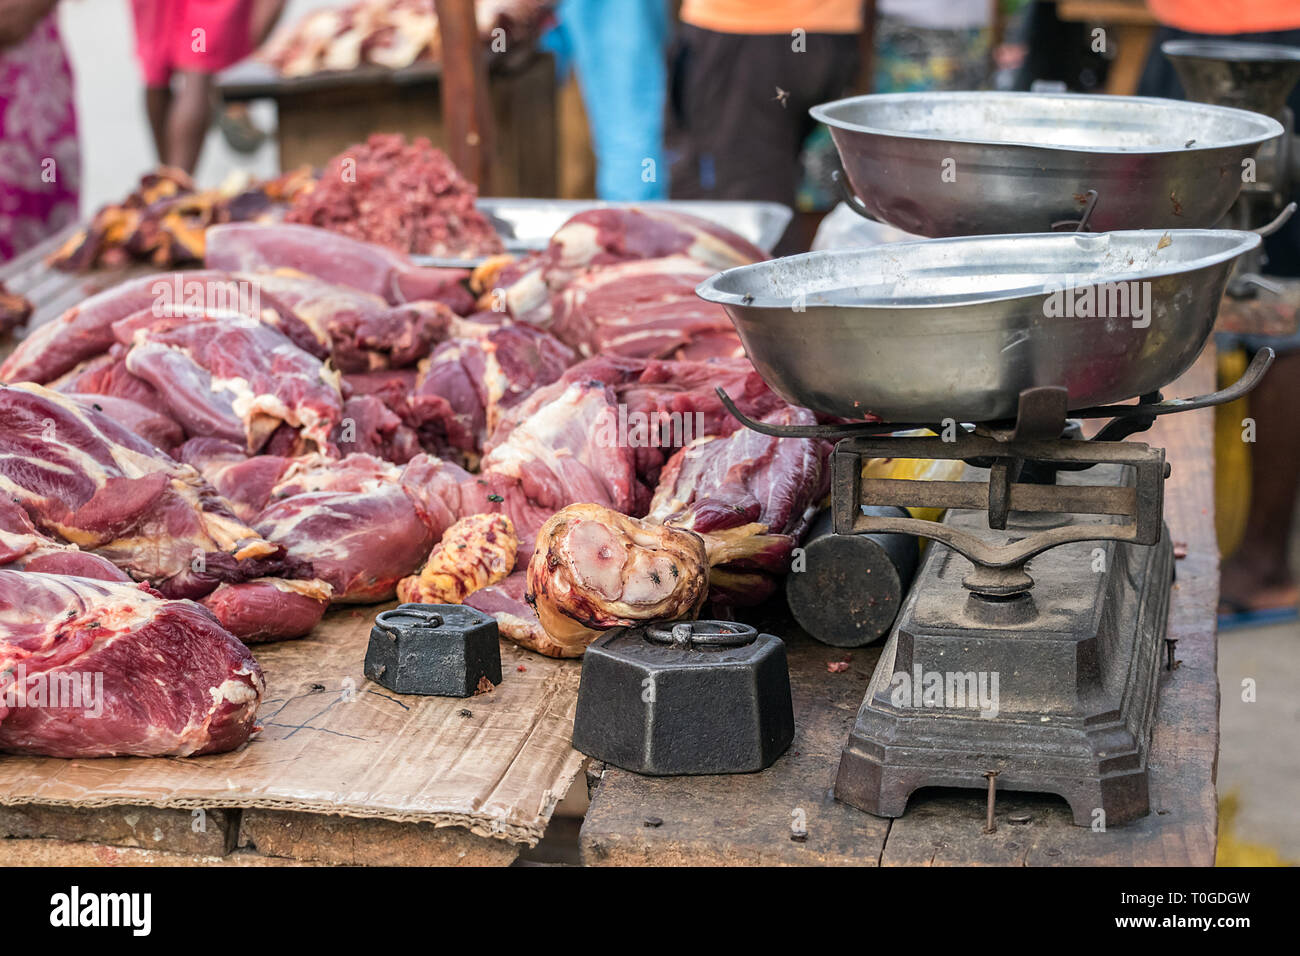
top-left (0, 605), bottom-right (586, 846)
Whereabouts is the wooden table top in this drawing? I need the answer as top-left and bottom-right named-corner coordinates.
top-left (581, 351), bottom-right (1221, 867)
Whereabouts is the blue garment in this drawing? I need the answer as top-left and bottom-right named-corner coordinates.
top-left (541, 0), bottom-right (670, 200)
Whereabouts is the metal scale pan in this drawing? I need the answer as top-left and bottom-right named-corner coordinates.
top-left (811, 91), bottom-right (1283, 236)
top-left (696, 228), bottom-right (1259, 424)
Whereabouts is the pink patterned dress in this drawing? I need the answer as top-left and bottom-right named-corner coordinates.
top-left (0, 13), bottom-right (80, 264)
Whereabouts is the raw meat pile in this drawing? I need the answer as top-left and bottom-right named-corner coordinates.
top-left (285, 135), bottom-right (504, 258)
top-left (261, 0), bottom-right (554, 78)
top-left (0, 205), bottom-right (829, 755)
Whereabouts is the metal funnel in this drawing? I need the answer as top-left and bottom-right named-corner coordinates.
top-left (1163, 39), bottom-right (1300, 119)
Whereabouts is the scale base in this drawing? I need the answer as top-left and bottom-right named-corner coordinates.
top-left (834, 478), bottom-right (1173, 828)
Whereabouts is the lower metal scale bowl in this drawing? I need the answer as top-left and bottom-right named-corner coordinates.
top-left (696, 228), bottom-right (1259, 423)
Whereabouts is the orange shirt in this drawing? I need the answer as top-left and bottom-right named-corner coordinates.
top-left (680, 0), bottom-right (865, 35)
top-left (1146, 0), bottom-right (1300, 34)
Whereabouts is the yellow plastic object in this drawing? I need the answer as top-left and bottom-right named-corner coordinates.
top-left (1215, 347), bottom-right (1252, 560)
top-left (861, 430), bottom-right (966, 524)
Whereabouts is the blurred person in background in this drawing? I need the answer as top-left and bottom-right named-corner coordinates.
top-left (666, 0), bottom-right (864, 223)
top-left (130, 0), bottom-right (285, 174)
top-left (0, 0), bottom-right (79, 263)
top-left (1136, 0), bottom-right (1300, 626)
top-left (541, 0), bottom-right (671, 201)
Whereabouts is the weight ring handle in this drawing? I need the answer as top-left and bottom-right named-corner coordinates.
top-left (375, 606), bottom-right (445, 640)
top-left (644, 620), bottom-right (757, 648)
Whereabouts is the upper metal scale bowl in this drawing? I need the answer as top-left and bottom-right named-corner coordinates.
top-left (811, 92), bottom-right (1283, 236)
top-left (696, 229), bottom-right (1259, 423)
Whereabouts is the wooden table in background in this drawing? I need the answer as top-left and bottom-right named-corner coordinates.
top-left (581, 352), bottom-right (1222, 866)
top-left (217, 51), bottom-right (557, 197)
top-left (1058, 0), bottom-right (1159, 96)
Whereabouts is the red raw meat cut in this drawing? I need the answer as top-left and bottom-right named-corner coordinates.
top-left (206, 222), bottom-right (473, 310)
top-left (50, 346), bottom-right (167, 408)
top-left (0, 271), bottom-right (247, 385)
top-left (199, 578), bottom-right (331, 644)
top-left (67, 393), bottom-right (185, 453)
top-left (0, 384), bottom-right (294, 599)
top-left (487, 353), bottom-right (784, 487)
top-left (546, 256), bottom-right (744, 361)
top-left (411, 322), bottom-right (574, 459)
top-left (251, 453), bottom-right (467, 603)
top-left (0, 499), bottom-right (129, 581)
top-left (463, 571), bottom-right (549, 653)
top-left (646, 406), bottom-right (829, 605)
top-left (176, 438), bottom-right (293, 523)
top-left (0, 570), bottom-right (263, 757)
top-left (467, 379), bottom-right (641, 563)
top-left (544, 206), bottom-right (766, 273)
top-left (284, 134), bottom-right (503, 259)
top-left (245, 271), bottom-right (454, 372)
top-left (335, 394), bottom-right (423, 463)
top-left (483, 207), bottom-right (765, 326)
top-left (115, 312), bottom-right (344, 455)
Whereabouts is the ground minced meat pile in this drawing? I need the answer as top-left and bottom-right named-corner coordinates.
top-left (286, 134), bottom-right (504, 258)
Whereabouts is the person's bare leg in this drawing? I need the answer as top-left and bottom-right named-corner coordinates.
top-left (144, 85), bottom-right (172, 166)
top-left (164, 70), bottom-right (214, 174)
top-left (1220, 348), bottom-right (1300, 612)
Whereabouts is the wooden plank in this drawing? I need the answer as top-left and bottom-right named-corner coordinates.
top-left (237, 810), bottom-right (517, 866)
top-left (0, 804), bottom-right (237, 856)
top-left (580, 633), bottom-right (892, 866)
top-left (0, 839), bottom-right (314, 867)
top-left (435, 0), bottom-right (494, 189)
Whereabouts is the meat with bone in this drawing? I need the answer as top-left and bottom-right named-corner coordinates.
top-left (479, 207), bottom-right (765, 325)
top-left (0, 270), bottom-right (236, 385)
top-left (113, 311), bottom-right (344, 455)
top-left (0, 571), bottom-right (263, 757)
top-left (0, 384), bottom-right (294, 600)
top-left (245, 271), bottom-right (454, 372)
top-left (525, 503), bottom-right (709, 657)
top-left (411, 322), bottom-right (574, 458)
top-left (397, 513), bottom-right (516, 605)
top-left (206, 222), bottom-right (473, 310)
top-left (466, 378), bottom-right (642, 564)
top-left (646, 406), bottom-right (829, 605)
top-left (251, 453), bottom-right (467, 603)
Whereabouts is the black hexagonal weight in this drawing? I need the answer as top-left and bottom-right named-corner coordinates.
top-left (572, 621), bottom-right (794, 775)
top-left (364, 603), bottom-right (502, 697)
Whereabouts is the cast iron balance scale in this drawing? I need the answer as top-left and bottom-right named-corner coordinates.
top-left (697, 70), bottom-right (1295, 827)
